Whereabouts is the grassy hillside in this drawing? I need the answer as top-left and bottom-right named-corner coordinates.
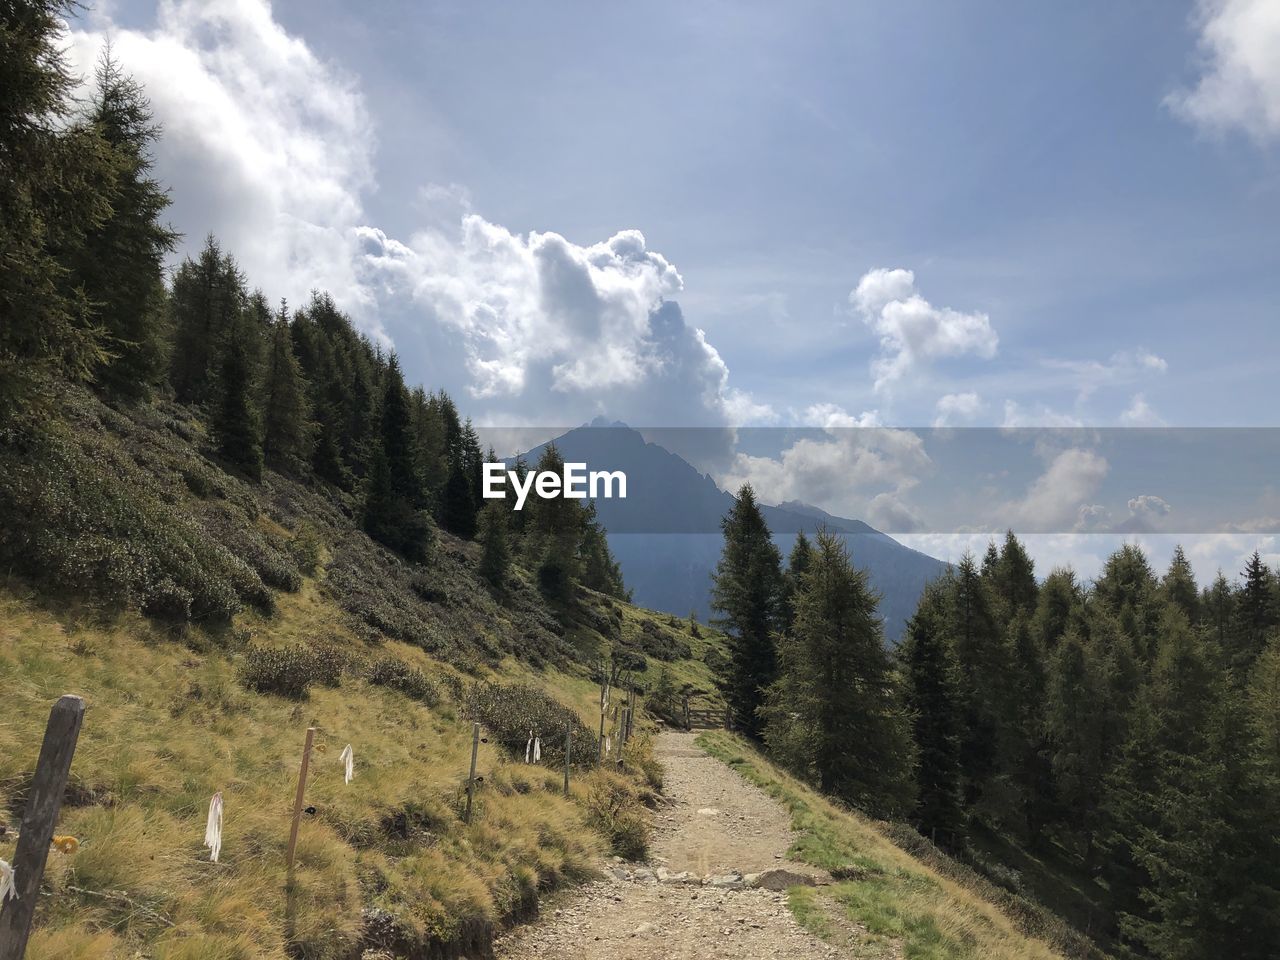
top-left (0, 386), bottom-right (724, 959)
top-left (699, 732), bottom-right (1106, 960)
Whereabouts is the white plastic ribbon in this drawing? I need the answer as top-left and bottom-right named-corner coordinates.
top-left (525, 730), bottom-right (534, 763)
top-left (339, 744), bottom-right (354, 784)
top-left (204, 792), bottom-right (223, 863)
top-left (533, 736), bottom-right (541, 763)
top-left (0, 858), bottom-right (17, 903)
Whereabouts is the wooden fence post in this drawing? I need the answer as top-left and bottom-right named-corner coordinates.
top-left (563, 725), bottom-right (571, 796)
top-left (683, 694), bottom-right (690, 731)
top-left (0, 695), bottom-right (85, 960)
top-left (464, 723), bottom-right (480, 824)
top-left (285, 727), bottom-right (316, 877)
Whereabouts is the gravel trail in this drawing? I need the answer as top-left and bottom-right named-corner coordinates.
top-left (494, 731), bottom-right (841, 960)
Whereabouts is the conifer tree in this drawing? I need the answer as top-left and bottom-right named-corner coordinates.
top-left (72, 51), bottom-right (177, 400)
top-left (945, 553), bottom-right (1007, 805)
top-left (991, 530), bottom-right (1038, 622)
top-left (478, 499), bottom-right (511, 588)
top-left (1234, 552), bottom-right (1276, 671)
top-left (0, 0), bottom-right (114, 407)
top-left (1031, 567), bottom-right (1080, 651)
top-left (762, 529), bottom-right (914, 817)
top-left (1044, 629), bottom-right (1108, 850)
top-left (781, 530), bottom-right (813, 633)
top-left (901, 585), bottom-right (965, 844)
top-left (1203, 570), bottom-right (1234, 652)
top-left (260, 301), bottom-right (311, 474)
top-left (170, 236), bottom-right (246, 405)
top-left (1161, 544), bottom-right (1200, 625)
top-left (522, 444), bottom-right (579, 598)
top-left (711, 484), bottom-right (784, 739)
top-left (211, 314), bottom-right (263, 480)
top-left (363, 355), bottom-right (432, 560)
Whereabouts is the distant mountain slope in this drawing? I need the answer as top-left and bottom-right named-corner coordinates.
top-left (517, 423), bottom-right (949, 641)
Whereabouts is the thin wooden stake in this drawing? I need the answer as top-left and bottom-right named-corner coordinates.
top-left (0, 695), bottom-right (85, 960)
top-left (563, 724), bottom-right (572, 796)
top-left (285, 727), bottom-right (316, 876)
top-left (464, 723), bottom-right (480, 824)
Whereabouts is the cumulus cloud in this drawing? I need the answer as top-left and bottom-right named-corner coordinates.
top-left (67, 0), bottom-right (766, 431)
top-left (717, 406), bottom-right (930, 524)
top-left (933, 392), bottom-right (983, 427)
top-left (1001, 448), bottom-right (1110, 532)
top-left (1001, 400), bottom-right (1085, 429)
top-left (1120, 393), bottom-right (1165, 426)
top-left (1167, 0), bottom-right (1280, 141)
top-left (850, 268), bottom-right (997, 393)
top-left (67, 0), bottom-right (380, 328)
top-left (358, 219), bottom-right (769, 428)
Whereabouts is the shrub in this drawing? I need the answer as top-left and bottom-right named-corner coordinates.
top-left (238, 644), bottom-right (331, 699)
top-left (367, 657), bottom-right (440, 705)
top-left (459, 681), bottom-right (594, 769)
top-left (289, 521), bottom-right (324, 575)
top-left (0, 419), bottom-right (266, 621)
top-left (581, 769), bottom-right (649, 859)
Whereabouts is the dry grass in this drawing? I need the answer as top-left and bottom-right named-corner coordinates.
top-left (0, 586), bottom-right (607, 959)
top-left (698, 731), bottom-right (1072, 960)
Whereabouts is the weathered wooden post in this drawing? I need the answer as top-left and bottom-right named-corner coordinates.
top-left (464, 723), bottom-right (480, 824)
top-left (563, 725), bottom-right (572, 796)
top-left (285, 727), bottom-right (316, 877)
top-left (0, 695), bottom-right (85, 960)
top-left (683, 694), bottom-right (691, 731)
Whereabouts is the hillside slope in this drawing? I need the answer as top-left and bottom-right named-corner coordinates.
top-left (0, 387), bottom-right (725, 959)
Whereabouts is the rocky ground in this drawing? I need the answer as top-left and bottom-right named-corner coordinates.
top-left (494, 732), bottom-right (851, 960)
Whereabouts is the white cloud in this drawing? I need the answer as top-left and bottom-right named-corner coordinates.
top-left (359, 219), bottom-right (769, 428)
top-left (67, 1), bottom-right (766, 430)
top-left (1001, 400), bottom-right (1085, 429)
top-left (933, 392), bottom-right (983, 427)
top-left (67, 0), bottom-right (380, 329)
top-left (717, 406), bottom-right (930, 524)
top-left (1043, 349), bottom-right (1167, 403)
top-left (1168, 0), bottom-right (1280, 141)
top-left (850, 268), bottom-right (997, 393)
top-left (1120, 392), bottom-right (1165, 426)
top-left (1001, 448), bottom-right (1110, 532)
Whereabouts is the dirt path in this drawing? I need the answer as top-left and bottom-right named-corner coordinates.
top-left (494, 732), bottom-right (840, 960)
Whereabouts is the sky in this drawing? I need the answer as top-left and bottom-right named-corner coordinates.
top-left (64, 0), bottom-right (1280, 582)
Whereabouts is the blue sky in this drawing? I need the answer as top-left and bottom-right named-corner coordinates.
top-left (69, 0), bottom-right (1280, 580)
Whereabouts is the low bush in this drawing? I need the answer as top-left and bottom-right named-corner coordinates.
top-left (367, 657), bottom-right (440, 705)
top-left (238, 644), bottom-right (340, 699)
top-left (0, 419), bottom-right (267, 621)
top-left (459, 681), bottom-right (594, 769)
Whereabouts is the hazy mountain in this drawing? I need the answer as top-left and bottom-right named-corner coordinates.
top-left (516, 422), bottom-right (949, 641)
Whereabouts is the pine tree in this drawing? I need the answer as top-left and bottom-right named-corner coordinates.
top-left (1161, 545), bottom-right (1200, 625)
top-left (1031, 567), bottom-right (1080, 651)
top-left (477, 499), bottom-right (511, 588)
top-left (945, 553), bottom-right (1007, 806)
top-left (1105, 610), bottom-right (1274, 959)
top-left (1234, 552), bottom-right (1275, 671)
top-left (71, 51), bottom-right (177, 400)
top-left (1202, 570), bottom-right (1234, 652)
top-left (901, 585), bottom-right (965, 844)
top-left (781, 530), bottom-right (813, 632)
top-left (260, 301), bottom-right (311, 474)
top-left (762, 529), bottom-right (915, 817)
top-left (990, 530), bottom-right (1038, 622)
top-left (710, 484), bottom-right (784, 739)
top-left (170, 236), bottom-right (246, 405)
top-left (1044, 629), bottom-right (1108, 851)
top-left (211, 315), bottom-right (263, 480)
top-left (0, 0), bottom-right (114, 407)
top-left (363, 355), bottom-right (433, 560)
top-left (522, 444), bottom-right (579, 598)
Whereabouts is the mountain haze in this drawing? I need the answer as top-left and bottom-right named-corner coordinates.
top-left (516, 422), bottom-right (949, 640)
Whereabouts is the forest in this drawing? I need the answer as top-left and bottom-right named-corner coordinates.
top-left (710, 486), bottom-right (1280, 959)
